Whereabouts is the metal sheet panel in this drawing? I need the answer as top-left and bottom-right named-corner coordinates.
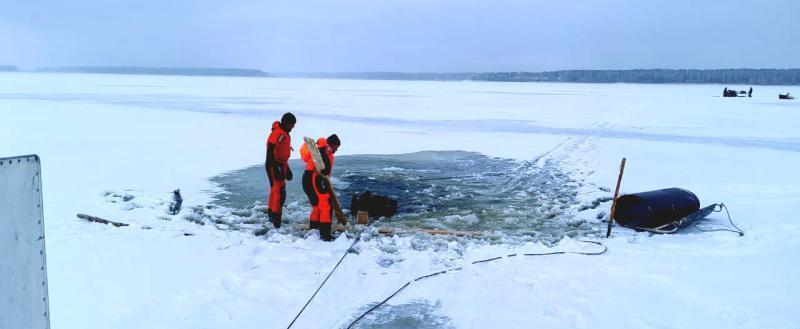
top-left (0, 155), bottom-right (50, 329)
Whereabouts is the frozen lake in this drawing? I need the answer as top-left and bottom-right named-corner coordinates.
top-left (2, 72), bottom-right (800, 329)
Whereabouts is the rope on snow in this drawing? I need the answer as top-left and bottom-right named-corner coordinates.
top-left (693, 203), bottom-right (744, 236)
top-left (286, 231), bottom-right (362, 329)
top-left (346, 240), bottom-right (607, 329)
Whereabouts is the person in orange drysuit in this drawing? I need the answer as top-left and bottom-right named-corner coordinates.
top-left (265, 112), bottom-right (296, 228)
top-left (301, 134), bottom-right (340, 241)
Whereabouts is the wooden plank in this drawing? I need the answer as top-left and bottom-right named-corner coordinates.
top-left (303, 137), bottom-right (347, 225)
top-left (77, 213), bottom-right (129, 227)
top-left (383, 227), bottom-right (483, 237)
top-left (295, 223), bottom-right (482, 237)
top-left (356, 211), bottom-right (370, 225)
top-left (303, 137), bottom-right (326, 174)
top-left (297, 223), bottom-right (350, 232)
top-left (324, 177), bottom-right (347, 225)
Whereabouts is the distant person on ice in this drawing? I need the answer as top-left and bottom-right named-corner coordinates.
top-left (301, 134), bottom-right (341, 241)
top-left (748, 87), bottom-right (753, 97)
top-left (265, 112), bottom-right (296, 228)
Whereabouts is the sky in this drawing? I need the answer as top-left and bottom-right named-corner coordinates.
top-left (1, 0), bottom-right (799, 72)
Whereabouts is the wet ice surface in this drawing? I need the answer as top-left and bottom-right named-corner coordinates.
top-left (201, 151), bottom-right (608, 243)
top-left (349, 301), bottom-right (454, 329)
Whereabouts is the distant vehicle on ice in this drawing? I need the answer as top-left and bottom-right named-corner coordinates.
top-left (779, 93), bottom-right (794, 100)
top-left (722, 87), bottom-right (753, 97)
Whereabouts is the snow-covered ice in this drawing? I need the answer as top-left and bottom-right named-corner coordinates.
top-left (2, 72), bottom-right (799, 328)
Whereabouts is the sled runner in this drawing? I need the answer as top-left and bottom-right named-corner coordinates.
top-left (613, 188), bottom-right (739, 234)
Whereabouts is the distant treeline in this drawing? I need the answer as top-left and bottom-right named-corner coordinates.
top-left (37, 66), bottom-right (268, 77)
top-left (472, 69), bottom-right (800, 85)
top-left (274, 72), bottom-right (476, 81)
top-left (274, 69), bottom-right (800, 84)
top-left (10, 66), bottom-right (800, 84)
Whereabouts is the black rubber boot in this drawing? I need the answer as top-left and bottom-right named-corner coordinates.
top-left (309, 220), bottom-right (320, 231)
top-left (319, 222), bottom-right (333, 241)
top-left (270, 211), bottom-right (282, 228)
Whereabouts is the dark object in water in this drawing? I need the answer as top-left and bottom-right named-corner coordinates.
top-left (169, 189), bottom-right (183, 215)
top-left (350, 191), bottom-right (398, 219)
top-left (613, 188), bottom-right (700, 229)
top-left (779, 93), bottom-right (794, 100)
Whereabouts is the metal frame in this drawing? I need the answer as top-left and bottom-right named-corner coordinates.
top-left (0, 154), bottom-right (51, 329)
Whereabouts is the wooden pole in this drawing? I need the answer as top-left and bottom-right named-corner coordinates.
top-left (606, 158), bottom-right (626, 238)
top-left (322, 175), bottom-right (347, 224)
top-left (295, 224), bottom-right (482, 237)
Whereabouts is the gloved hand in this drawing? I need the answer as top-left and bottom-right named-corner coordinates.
top-left (274, 163), bottom-right (285, 181)
top-left (286, 166), bottom-right (293, 181)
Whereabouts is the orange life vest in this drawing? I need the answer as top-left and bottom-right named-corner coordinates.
top-left (301, 137), bottom-right (334, 172)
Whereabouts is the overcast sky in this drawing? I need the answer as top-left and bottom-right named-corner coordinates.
top-left (1, 0), bottom-right (798, 72)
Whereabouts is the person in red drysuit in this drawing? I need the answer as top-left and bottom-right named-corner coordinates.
top-left (300, 134), bottom-right (340, 241)
top-left (265, 112), bottom-right (296, 228)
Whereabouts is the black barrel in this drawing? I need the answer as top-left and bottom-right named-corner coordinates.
top-left (614, 188), bottom-right (700, 229)
top-left (350, 191), bottom-right (398, 219)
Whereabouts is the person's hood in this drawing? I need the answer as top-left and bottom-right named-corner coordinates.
top-left (316, 137), bottom-right (328, 148)
top-left (271, 121), bottom-right (282, 131)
